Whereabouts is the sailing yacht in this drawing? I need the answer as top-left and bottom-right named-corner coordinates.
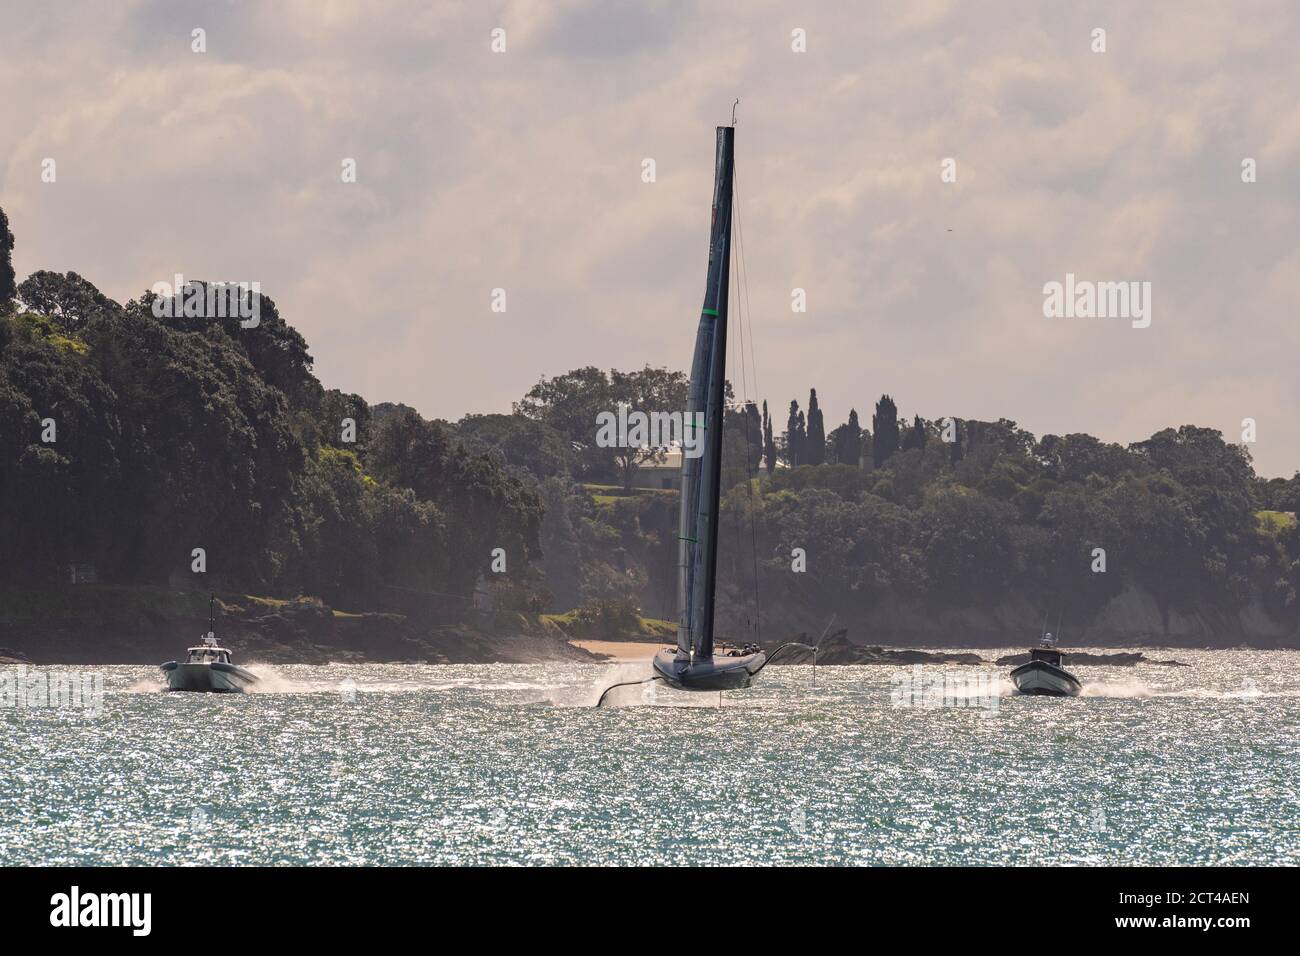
top-left (650, 122), bottom-right (769, 692)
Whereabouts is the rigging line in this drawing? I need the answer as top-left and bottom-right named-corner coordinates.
top-left (732, 208), bottom-right (761, 649)
top-left (729, 174), bottom-right (755, 602)
top-left (731, 175), bottom-right (750, 407)
top-left (726, 216), bottom-right (748, 636)
top-left (733, 164), bottom-right (765, 646)
top-left (731, 173), bottom-right (763, 645)
top-left (733, 170), bottom-right (754, 405)
top-left (728, 188), bottom-right (749, 603)
top-left (732, 160), bottom-right (761, 405)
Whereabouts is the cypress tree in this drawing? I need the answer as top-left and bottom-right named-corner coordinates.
top-left (785, 400), bottom-right (803, 466)
top-left (806, 388), bottom-right (826, 465)
top-left (872, 395), bottom-right (900, 468)
top-left (833, 408), bottom-right (861, 466)
top-left (949, 418), bottom-right (965, 465)
top-left (903, 414), bottom-right (927, 451)
top-left (0, 206), bottom-right (15, 314)
top-left (743, 400), bottom-right (763, 472)
top-left (762, 400), bottom-right (776, 475)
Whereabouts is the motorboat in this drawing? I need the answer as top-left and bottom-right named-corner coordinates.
top-left (160, 596), bottom-right (258, 692)
top-left (1009, 632), bottom-right (1081, 697)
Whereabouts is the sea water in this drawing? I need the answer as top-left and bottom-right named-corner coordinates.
top-left (1, 649), bottom-right (1296, 865)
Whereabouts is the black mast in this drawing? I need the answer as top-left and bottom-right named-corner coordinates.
top-left (676, 124), bottom-right (735, 662)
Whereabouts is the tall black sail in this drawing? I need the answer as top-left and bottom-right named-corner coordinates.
top-left (676, 126), bottom-right (734, 662)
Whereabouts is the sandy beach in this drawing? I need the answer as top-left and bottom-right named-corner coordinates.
top-left (569, 640), bottom-right (668, 661)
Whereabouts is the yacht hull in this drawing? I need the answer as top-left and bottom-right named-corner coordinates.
top-left (1010, 660), bottom-right (1081, 697)
top-left (652, 649), bottom-right (765, 691)
top-left (161, 661), bottom-right (258, 693)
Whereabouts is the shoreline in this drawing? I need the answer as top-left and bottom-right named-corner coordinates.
top-left (2, 587), bottom-right (1296, 667)
top-left (569, 640), bottom-right (666, 661)
top-left (5, 641), bottom-right (1275, 669)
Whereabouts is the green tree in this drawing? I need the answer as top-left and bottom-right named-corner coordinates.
top-left (17, 271), bottom-right (121, 330)
top-left (313, 389), bottom-right (370, 450)
top-left (1037, 433), bottom-right (1138, 483)
top-left (516, 366), bottom-right (617, 480)
top-left (0, 207), bottom-right (15, 314)
top-left (720, 399), bottom-right (762, 493)
top-left (805, 388), bottom-right (826, 464)
top-left (84, 306), bottom-right (305, 586)
top-left (458, 412), bottom-right (571, 481)
top-left (949, 417), bottom-right (964, 465)
top-left (917, 488), bottom-right (1017, 599)
top-left (829, 408), bottom-right (861, 466)
top-left (762, 400), bottom-right (777, 475)
top-left (607, 366), bottom-right (689, 489)
top-left (368, 408), bottom-right (542, 595)
top-left (872, 395), bottom-right (900, 467)
top-left (783, 400), bottom-right (803, 466)
top-left (902, 415), bottom-right (927, 452)
top-left (539, 476), bottom-right (583, 610)
top-left (142, 284), bottom-right (318, 410)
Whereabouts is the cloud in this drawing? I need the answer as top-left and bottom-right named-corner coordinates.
top-left (2, 0), bottom-right (1298, 474)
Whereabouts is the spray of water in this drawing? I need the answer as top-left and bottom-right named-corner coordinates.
top-left (994, 675), bottom-right (1229, 699)
top-left (241, 664), bottom-right (543, 695)
top-left (544, 661), bottom-right (656, 708)
top-left (543, 662), bottom-right (713, 708)
top-left (125, 675), bottom-right (166, 694)
top-left (242, 662), bottom-right (302, 693)
top-left (1081, 680), bottom-right (1155, 698)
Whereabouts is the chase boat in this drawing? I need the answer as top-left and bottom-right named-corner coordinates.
top-left (160, 597), bottom-right (258, 693)
top-left (1009, 632), bottom-right (1081, 697)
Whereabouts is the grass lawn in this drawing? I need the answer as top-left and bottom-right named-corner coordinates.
top-left (1256, 510), bottom-right (1297, 534)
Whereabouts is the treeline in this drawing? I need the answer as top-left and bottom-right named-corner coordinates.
top-left (477, 364), bottom-right (1300, 638)
top-left (767, 392), bottom-right (939, 470)
top-left (0, 209), bottom-right (540, 611)
top-left (711, 397), bottom-right (1300, 639)
top-left (7, 201), bottom-right (1300, 638)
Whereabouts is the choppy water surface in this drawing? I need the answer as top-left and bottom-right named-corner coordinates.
top-left (2, 649), bottom-right (1297, 865)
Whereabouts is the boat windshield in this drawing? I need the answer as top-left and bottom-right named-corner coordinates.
top-left (1029, 647), bottom-right (1062, 665)
top-left (186, 648), bottom-right (230, 663)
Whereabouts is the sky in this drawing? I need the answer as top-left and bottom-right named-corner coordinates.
top-left (2, 1), bottom-right (1299, 475)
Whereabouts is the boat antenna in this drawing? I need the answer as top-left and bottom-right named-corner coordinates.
top-left (731, 98), bottom-right (739, 126)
